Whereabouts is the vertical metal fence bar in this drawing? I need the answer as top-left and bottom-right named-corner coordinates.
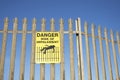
top-left (104, 28), bottom-right (113, 80)
top-left (40, 18), bottom-right (46, 80)
top-left (76, 18), bottom-right (84, 80)
top-left (84, 22), bottom-right (92, 80)
top-left (50, 18), bottom-right (55, 80)
top-left (75, 20), bottom-right (81, 80)
top-left (78, 18), bottom-right (84, 80)
top-left (110, 30), bottom-right (119, 80)
top-left (60, 18), bottom-right (65, 80)
top-left (0, 18), bottom-right (8, 80)
top-left (68, 19), bottom-right (75, 80)
top-left (30, 18), bottom-right (36, 80)
top-left (116, 32), bottom-right (120, 55)
top-left (19, 18), bottom-right (27, 80)
top-left (91, 24), bottom-right (99, 80)
top-left (98, 26), bottom-right (106, 80)
top-left (9, 18), bottom-right (18, 80)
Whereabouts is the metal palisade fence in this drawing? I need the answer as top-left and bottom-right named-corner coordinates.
top-left (0, 17), bottom-right (120, 80)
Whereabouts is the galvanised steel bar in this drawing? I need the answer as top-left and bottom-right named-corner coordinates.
top-left (9, 18), bottom-right (18, 80)
top-left (40, 18), bottom-right (46, 80)
top-left (98, 26), bottom-right (106, 80)
top-left (0, 30), bottom-right (84, 34)
top-left (75, 20), bottom-right (81, 80)
top-left (19, 18), bottom-right (27, 80)
top-left (60, 18), bottom-right (65, 80)
top-left (110, 30), bottom-right (119, 80)
top-left (0, 18), bottom-right (8, 80)
top-left (78, 18), bottom-right (84, 80)
top-left (84, 21), bottom-right (92, 80)
top-left (0, 30), bottom-right (119, 44)
top-left (30, 18), bottom-right (36, 80)
top-left (0, 30), bottom-right (118, 44)
top-left (76, 18), bottom-right (84, 80)
top-left (50, 18), bottom-right (55, 80)
top-left (91, 24), bottom-right (99, 80)
top-left (116, 32), bottom-right (120, 55)
top-left (0, 30), bottom-right (118, 43)
top-left (104, 28), bottom-right (113, 80)
top-left (68, 19), bottom-right (75, 80)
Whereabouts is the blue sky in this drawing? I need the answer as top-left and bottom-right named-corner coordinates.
top-left (0, 0), bottom-right (120, 80)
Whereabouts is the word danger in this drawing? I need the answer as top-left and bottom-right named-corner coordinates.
top-left (37, 33), bottom-right (58, 37)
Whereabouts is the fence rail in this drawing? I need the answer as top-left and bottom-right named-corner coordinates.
top-left (0, 17), bottom-right (120, 80)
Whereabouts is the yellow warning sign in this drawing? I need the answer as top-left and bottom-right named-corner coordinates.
top-left (35, 32), bottom-right (60, 63)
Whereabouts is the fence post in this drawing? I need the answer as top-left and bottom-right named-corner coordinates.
top-left (40, 18), bottom-right (46, 80)
top-left (19, 18), bottom-right (27, 80)
top-left (91, 24), bottom-right (99, 80)
top-left (9, 18), bottom-right (18, 80)
top-left (75, 19), bottom-right (81, 80)
top-left (50, 18), bottom-right (55, 80)
top-left (98, 26), bottom-right (106, 80)
top-left (68, 18), bottom-right (75, 80)
top-left (0, 18), bottom-right (8, 80)
top-left (60, 18), bottom-right (65, 80)
top-left (116, 32), bottom-right (120, 55)
top-left (104, 28), bottom-right (113, 80)
top-left (30, 18), bottom-right (36, 80)
top-left (84, 21), bottom-right (92, 80)
top-left (75, 18), bottom-right (84, 80)
top-left (110, 30), bottom-right (119, 80)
